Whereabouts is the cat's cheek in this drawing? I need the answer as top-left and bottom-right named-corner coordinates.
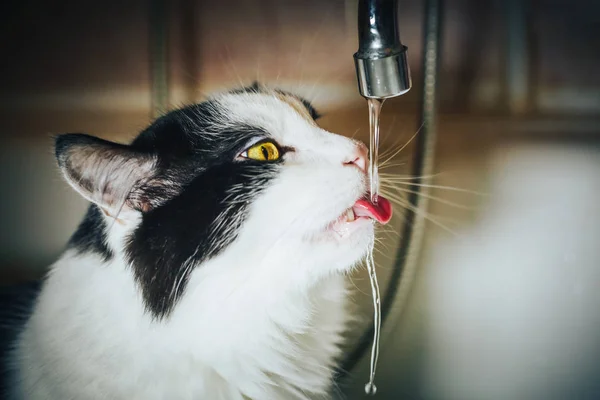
top-left (307, 220), bottom-right (375, 273)
top-left (339, 226), bottom-right (376, 268)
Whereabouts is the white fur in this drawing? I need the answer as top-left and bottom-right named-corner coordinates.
top-left (11, 91), bottom-right (374, 399)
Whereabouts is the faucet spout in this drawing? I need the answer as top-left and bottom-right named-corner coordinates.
top-left (354, 0), bottom-right (412, 99)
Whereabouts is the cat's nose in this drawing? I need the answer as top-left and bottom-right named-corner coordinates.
top-left (343, 142), bottom-right (368, 172)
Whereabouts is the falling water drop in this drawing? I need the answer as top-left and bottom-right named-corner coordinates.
top-left (365, 382), bottom-right (378, 396)
top-left (364, 239), bottom-right (381, 396)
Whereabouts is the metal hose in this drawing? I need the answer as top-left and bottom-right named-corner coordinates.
top-left (339, 0), bottom-right (443, 379)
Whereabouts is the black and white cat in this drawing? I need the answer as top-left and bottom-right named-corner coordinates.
top-left (7, 83), bottom-right (392, 399)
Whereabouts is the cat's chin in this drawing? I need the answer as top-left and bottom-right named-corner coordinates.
top-left (311, 209), bottom-right (375, 246)
top-left (304, 211), bottom-right (373, 247)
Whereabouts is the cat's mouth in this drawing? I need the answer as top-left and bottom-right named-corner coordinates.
top-left (326, 195), bottom-right (392, 236)
top-left (351, 196), bottom-right (393, 224)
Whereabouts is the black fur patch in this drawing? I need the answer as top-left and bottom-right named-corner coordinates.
top-left (299, 98), bottom-right (321, 120)
top-left (61, 90), bottom-right (291, 319)
top-left (68, 205), bottom-right (113, 261)
top-left (229, 81), bottom-right (264, 95)
top-left (127, 161), bottom-right (277, 318)
top-left (126, 100), bottom-right (281, 319)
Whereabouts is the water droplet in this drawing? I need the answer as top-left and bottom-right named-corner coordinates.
top-left (365, 382), bottom-right (378, 396)
top-left (364, 240), bottom-right (381, 397)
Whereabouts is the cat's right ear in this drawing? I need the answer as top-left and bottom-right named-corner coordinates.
top-left (55, 133), bottom-right (157, 217)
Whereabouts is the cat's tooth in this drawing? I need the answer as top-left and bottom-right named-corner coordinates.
top-left (346, 208), bottom-right (355, 222)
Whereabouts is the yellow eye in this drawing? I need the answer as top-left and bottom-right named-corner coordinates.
top-left (245, 141), bottom-right (280, 161)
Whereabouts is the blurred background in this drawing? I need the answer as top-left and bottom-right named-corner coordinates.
top-left (1, 0), bottom-right (599, 398)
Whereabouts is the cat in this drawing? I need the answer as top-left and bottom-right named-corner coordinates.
top-left (5, 83), bottom-right (392, 400)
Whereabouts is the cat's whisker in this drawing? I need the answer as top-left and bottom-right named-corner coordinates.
top-left (304, 61), bottom-right (354, 105)
top-left (376, 228), bottom-right (401, 240)
top-left (373, 244), bottom-right (389, 255)
top-left (293, 54), bottom-right (306, 93)
top-left (373, 246), bottom-right (395, 263)
top-left (374, 247), bottom-right (399, 263)
top-left (372, 248), bottom-right (396, 265)
top-left (255, 56), bottom-right (261, 84)
top-left (293, 7), bottom-right (333, 95)
top-left (222, 45), bottom-right (246, 88)
top-left (379, 190), bottom-right (460, 236)
top-left (380, 182), bottom-right (474, 210)
top-left (166, 65), bottom-right (214, 104)
top-left (274, 69), bottom-right (282, 85)
top-left (378, 138), bottom-right (401, 159)
top-left (375, 232), bottom-right (388, 248)
top-left (375, 238), bottom-right (391, 250)
top-left (379, 118), bottom-right (416, 161)
top-left (378, 121), bottom-right (425, 167)
top-left (330, 379), bottom-right (346, 400)
top-left (375, 225), bottom-right (399, 233)
top-left (347, 275), bottom-right (371, 298)
top-left (380, 232), bottom-right (402, 243)
top-left (378, 161), bottom-right (407, 170)
top-left (380, 180), bottom-right (488, 196)
top-left (379, 115), bottom-right (398, 147)
top-left (391, 203), bottom-right (462, 232)
top-left (379, 172), bottom-right (441, 181)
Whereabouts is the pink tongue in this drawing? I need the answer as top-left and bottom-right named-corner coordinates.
top-left (352, 196), bottom-right (393, 224)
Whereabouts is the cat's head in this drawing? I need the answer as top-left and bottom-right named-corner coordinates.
top-left (55, 83), bottom-right (392, 319)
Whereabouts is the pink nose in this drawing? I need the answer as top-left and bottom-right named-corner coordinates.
top-left (344, 142), bottom-right (368, 172)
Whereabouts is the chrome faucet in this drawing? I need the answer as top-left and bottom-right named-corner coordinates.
top-left (354, 0), bottom-right (412, 99)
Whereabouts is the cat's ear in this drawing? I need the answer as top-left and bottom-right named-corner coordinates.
top-left (55, 133), bottom-right (157, 216)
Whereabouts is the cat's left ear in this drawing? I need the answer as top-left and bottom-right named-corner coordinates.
top-left (55, 133), bottom-right (157, 217)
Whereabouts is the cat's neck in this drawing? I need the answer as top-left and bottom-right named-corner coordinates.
top-left (19, 242), bottom-right (348, 398)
